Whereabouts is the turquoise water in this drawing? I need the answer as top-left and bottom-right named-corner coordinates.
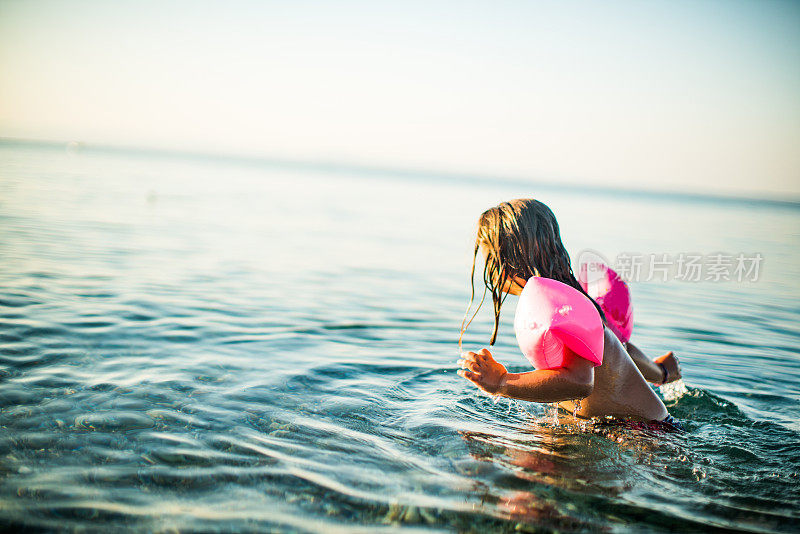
top-left (1, 143), bottom-right (798, 532)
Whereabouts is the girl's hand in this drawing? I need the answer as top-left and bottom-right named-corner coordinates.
top-left (458, 348), bottom-right (508, 395)
top-left (654, 351), bottom-right (681, 384)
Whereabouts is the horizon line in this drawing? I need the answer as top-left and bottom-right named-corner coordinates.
top-left (1, 136), bottom-right (798, 210)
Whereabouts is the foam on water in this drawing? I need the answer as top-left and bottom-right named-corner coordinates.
top-left (660, 378), bottom-right (689, 402)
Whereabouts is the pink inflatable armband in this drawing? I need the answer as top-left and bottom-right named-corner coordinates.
top-left (578, 264), bottom-right (633, 343)
top-left (514, 277), bottom-right (604, 370)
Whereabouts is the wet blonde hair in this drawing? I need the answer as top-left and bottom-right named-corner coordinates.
top-left (459, 198), bottom-right (605, 347)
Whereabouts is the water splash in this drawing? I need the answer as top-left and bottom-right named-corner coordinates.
top-left (660, 379), bottom-right (689, 402)
top-left (543, 402), bottom-right (560, 425)
top-left (490, 394), bottom-right (520, 415)
top-left (572, 398), bottom-right (582, 418)
top-left (505, 397), bottom-right (516, 414)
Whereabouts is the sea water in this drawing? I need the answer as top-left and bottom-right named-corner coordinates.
top-left (0, 143), bottom-right (798, 532)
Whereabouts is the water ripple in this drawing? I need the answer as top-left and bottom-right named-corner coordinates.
top-left (1, 146), bottom-right (798, 532)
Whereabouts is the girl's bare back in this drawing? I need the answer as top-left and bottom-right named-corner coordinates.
top-left (560, 326), bottom-right (668, 421)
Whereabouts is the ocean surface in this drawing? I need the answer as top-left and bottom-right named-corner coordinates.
top-left (1, 142), bottom-right (798, 533)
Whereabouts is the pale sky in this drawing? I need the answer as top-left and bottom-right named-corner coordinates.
top-left (1, 0), bottom-right (799, 198)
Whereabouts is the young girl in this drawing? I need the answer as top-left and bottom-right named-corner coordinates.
top-left (457, 199), bottom-right (681, 425)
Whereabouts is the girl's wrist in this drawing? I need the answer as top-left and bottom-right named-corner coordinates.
top-left (497, 372), bottom-right (510, 396)
top-left (657, 362), bottom-right (668, 384)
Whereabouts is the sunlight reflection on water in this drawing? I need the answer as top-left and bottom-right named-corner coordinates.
top-left (0, 144), bottom-right (798, 532)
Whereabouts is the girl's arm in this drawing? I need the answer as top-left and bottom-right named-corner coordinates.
top-left (458, 349), bottom-right (594, 403)
top-left (625, 341), bottom-right (681, 384)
